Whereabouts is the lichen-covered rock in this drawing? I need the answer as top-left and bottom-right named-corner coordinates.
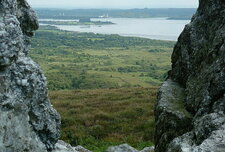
top-left (154, 80), bottom-right (192, 152)
top-left (155, 0), bottom-right (225, 152)
top-left (0, 0), bottom-right (61, 151)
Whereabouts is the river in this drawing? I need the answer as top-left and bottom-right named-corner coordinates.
top-left (40, 18), bottom-right (190, 41)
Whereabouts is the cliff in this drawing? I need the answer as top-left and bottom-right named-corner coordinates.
top-left (155, 0), bottom-right (225, 152)
top-left (0, 0), bottom-right (61, 151)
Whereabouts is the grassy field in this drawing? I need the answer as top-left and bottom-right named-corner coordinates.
top-left (30, 26), bottom-right (174, 90)
top-left (50, 87), bottom-right (157, 152)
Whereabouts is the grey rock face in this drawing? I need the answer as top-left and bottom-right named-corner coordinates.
top-left (154, 80), bottom-right (192, 152)
top-left (0, 0), bottom-right (60, 151)
top-left (155, 0), bottom-right (225, 152)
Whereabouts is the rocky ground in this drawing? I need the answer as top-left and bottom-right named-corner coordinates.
top-left (54, 142), bottom-right (154, 152)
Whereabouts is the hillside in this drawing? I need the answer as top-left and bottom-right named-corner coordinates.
top-left (30, 26), bottom-right (174, 90)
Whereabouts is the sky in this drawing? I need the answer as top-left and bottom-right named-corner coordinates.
top-left (27, 0), bottom-right (199, 9)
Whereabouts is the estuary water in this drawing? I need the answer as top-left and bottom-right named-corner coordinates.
top-left (40, 18), bottom-right (190, 41)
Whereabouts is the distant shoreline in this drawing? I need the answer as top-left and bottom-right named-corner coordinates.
top-left (36, 8), bottom-right (196, 20)
top-left (167, 17), bottom-right (192, 20)
top-left (39, 20), bottom-right (115, 26)
top-left (38, 17), bottom-right (190, 21)
top-left (38, 16), bottom-right (192, 20)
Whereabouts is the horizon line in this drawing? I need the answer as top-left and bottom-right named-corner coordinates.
top-left (34, 7), bottom-right (198, 10)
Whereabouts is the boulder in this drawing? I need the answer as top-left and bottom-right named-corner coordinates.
top-left (140, 146), bottom-right (154, 152)
top-left (106, 144), bottom-right (139, 152)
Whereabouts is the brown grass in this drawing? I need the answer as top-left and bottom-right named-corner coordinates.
top-left (49, 87), bottom-right (158, 151)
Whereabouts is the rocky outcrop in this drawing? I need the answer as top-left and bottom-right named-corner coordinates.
top-left (0, 0), bottom-right (60, 151)
top-left (155, 0), bottom-right (225, 152)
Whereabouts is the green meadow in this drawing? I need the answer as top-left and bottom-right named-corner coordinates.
top-left (30, 26), bottom-right (174, 90)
